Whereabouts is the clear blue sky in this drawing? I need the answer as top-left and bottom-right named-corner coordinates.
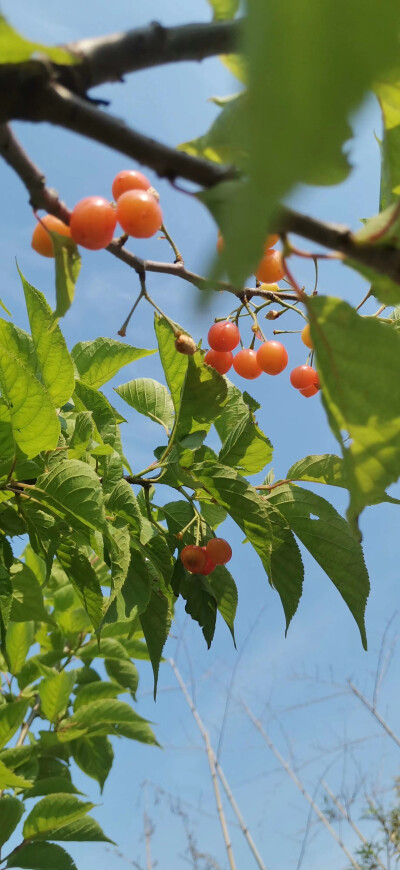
top-left (2, 3), bottom-right (400, 869)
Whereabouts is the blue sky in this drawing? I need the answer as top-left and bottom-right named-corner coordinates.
top-left (1, 2), bottom-right (400, 869)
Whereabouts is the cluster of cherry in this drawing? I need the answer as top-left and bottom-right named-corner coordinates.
top-left (31, 169), bottom-right (162, 256)
top-left (180, 538), bottom-right (232, 576)
top-left (204, 320), bottom-right (320, 396)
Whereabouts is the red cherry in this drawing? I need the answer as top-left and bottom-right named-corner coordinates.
top-left (290, 365), bottom-right (318, 389)
top-left (196, 547), bottom-right (216, 575)
top-left (70, 197), bottom-right (117, 250)
top-left (255, 250), bottom-right (285, 284)
top-left (299, 384), bottom-right (319, 397)
top-left (204, 349), bottom-right (233, 375)
top-left (208, 321), bottom-right (240, 353)
top-left (232, 349), bottom-right (262, 380)
top-left (256, 341), bottom-right (288, 375)
top-left (206, 538), bottom-right (232, 565)
top-left (112, 170), bottom-right (151, 200)
top-left (181, 545), bottom-right (207, 574)
top-left (116, 190), bottom-right (163, 238)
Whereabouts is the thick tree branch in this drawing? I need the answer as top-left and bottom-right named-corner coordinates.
top-left (279, 207), bottom-right (400, 285)
top-left (34, 83), bottom-right (234, 187)
top-left (66, 19), bottom-right (242, 91)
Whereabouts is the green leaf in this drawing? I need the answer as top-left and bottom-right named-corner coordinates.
top-left (179, 574), bottom-right (217, 648)
top-left (7, 623), bottom-right (35, 675)
top-left (104, 659), bottom-right (139, 699)
top-left (73, 381), bottom-right (118, 449)
top-left (0, 567), bottom-right (12, 661)
top-left (207, 0), bottom-right (239, 18)
top-left (193, 462), bottom-right (303, 631)
top-left (73, 682), bottom-right (122, 711)
top-left (56, 699), bottom-right (158, 745)
top-left (38, 671), bottom-right (76, 723)
top-left (0, 14), bottom-right (75, 63)
top-left (44, 815), bottom-right (113, 843)
top-left (0, 758), bottom-right (33, 790)
top-left (0, 795), bottom-right (24, 846)
top-left (7, 842), bottom-right (78, 870)
top-left (268, 484), bottom-right (370, 648)
top-left (79, 637), bottom-right (131, 663)
top-left (56, 544), bottom-right (103, 631)
top-left (286, 454), bottom-right (348, 487)
top-left (0, 321), bottom-right (60, 458)
top-left (215, 381), bottom-right (273, 475)
top-left (346, 259), bottom-right (400, 306)
top-left (68, 412), bottom-right (94, 460)
top-left (23, 795), bottom-right (94, 840)
top-left (51, 234), bottom-right (81, 320)
top-left (308, 295), bottom-right (400, 528)
top-left (374, 76), bottom-right (400, 207)
top-left (10, 563), bottom-right (51, 623)
top-left (71, 736), bottom-right (113, 792)
top-left (199, 501), bottom-right (227, 529)
top-left (0, 699), bottom-right (30, 749)
top-left (72, 338), bottom-right (155, 389)
top-left (19, 270), bottom-right (75, 406)
top-left (24, 778), bottom-right (82, 798)
top-left (179, 93), bottom-right (247, 170)
top-left (154, 316), bottom-right (187, 413)
top-left (106, 479), bottom-right (142, 535)
top-left (139, 591), bottom-right (172, 699)
top-left (115, 378), bottom-right (174, 434)
top-left (35, 460), bottom-right (106, 533)
top-left (208, 565), bottom-right (238, 643)
top-left (176, 352), bottom-right (228, 440)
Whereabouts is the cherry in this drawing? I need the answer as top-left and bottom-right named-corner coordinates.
top-left (116, 190), bottom-right (162, 238)
top-left (301, 323), bottom-right (313, 349)
top-left (216, 232), bottom-right (225, 255)
top-left (204, 349), bottom-right (233, 375)
top-left (264, 234), bottom-right (280, 250)
top-left (112, 170), bottom-right (151, 200)
top-left (31, 215), bottom-right (71, 258)
top-left (299, 384), bottom-right (319, 397)
top-left (208, 321), bottom-right (240, 352)
top-left (70, 197), bottom-right (117, 250)
top-left (255, 250), bottom-right (285, 284)
top-left (256, 341), bottom-right (288, 375)
top-left (206, 538), bottom-right (232, 565)
top-left (197, 547), bottom-right (216, 575)
top-left (181, 545), bottom-right (207, 574)
top-left (233, 348), bottom-right (262, 379)
top-left (290, 365), bottom-right (318, 389)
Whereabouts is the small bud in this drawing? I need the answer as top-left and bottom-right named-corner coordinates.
top-left (176, 532), bottom-right (183, 540)
top-left (175, 333), bottom-right (197, 355)
top-left (265, 309), bottom-right (280, 320)
top-left (259, 283), bottom-right (280, 294)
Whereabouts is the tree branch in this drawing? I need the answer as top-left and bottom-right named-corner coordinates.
top-left (33, 82), bottom-right (235, 187)
top-left (279, 207), bottom-right (400, 285)
top-left (66, 19), bottom-right (242, 91)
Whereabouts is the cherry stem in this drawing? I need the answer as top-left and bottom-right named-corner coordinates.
top-left (243, 297), bottom-right (267, 342)
top-left (159, 222), bottom-right (183, 263)
top-left (117, 287), bottom-right (145, 336)
top-left (356, 287), bottom-right (373, 311)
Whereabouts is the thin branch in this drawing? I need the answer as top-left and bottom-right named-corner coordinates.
top-left (17, 698), bottom-right (40, 747)
top-left (170, 659), bottom-right (266, 870)
top-left (321, 779), bottom-right (386, 870)
top-left (348, 681), bottom-right (400, 749)
top-left (242, 701), bottom-right (362, 870)
top-left (67, 19), bottom-right (242, 90)
top-left (169, 659), bottom-right (238, 870)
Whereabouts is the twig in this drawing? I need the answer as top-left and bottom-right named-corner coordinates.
top-left (348, 681), bottom-right (400, 749)
top-left (17, 698), bottom-right (40, 747)
top-left (170, 659), bottom-right (267, 870)
top-left (373, 614), bottom-right (398, 709)
top-left (242, 701), bottom-right (362, 870)
top-left (169, 659), bottom-right (238, 870)
top-left (321, 779), bottom-right (386, 870)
